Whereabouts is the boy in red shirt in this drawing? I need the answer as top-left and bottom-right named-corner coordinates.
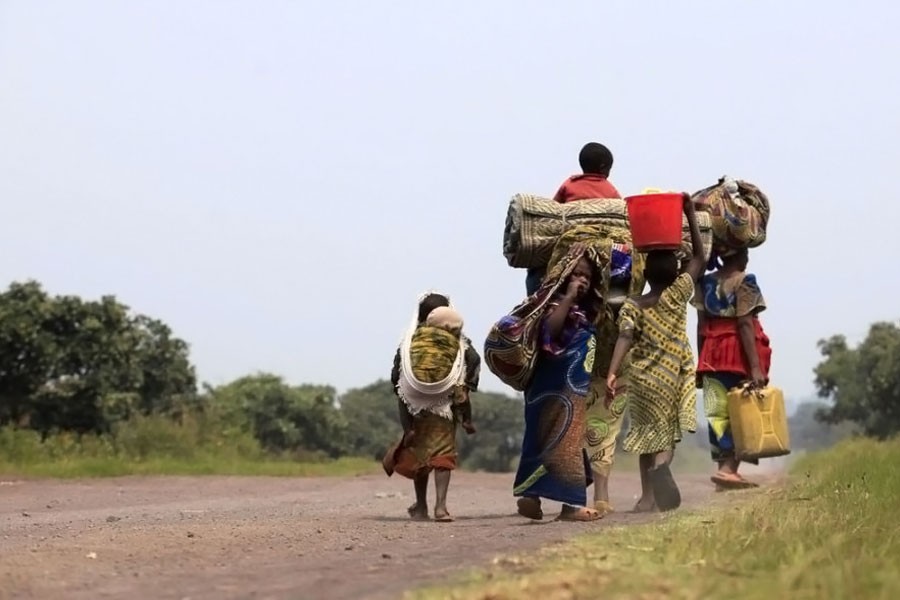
top-left (553, 142), bottom-right (620, 203)
top-left (526, 142), bottom-right (621, 295)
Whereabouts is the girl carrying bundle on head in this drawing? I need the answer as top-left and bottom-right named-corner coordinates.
top-left (605, 194), bottom-right (705, 512)
top-left (694, 247), bottom-right (772, 489)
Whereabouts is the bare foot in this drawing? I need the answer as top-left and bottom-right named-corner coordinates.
top-left (408, 503), bottom-right (430, 521)
top-left (516, 496), bottom-right (543, 520)
top-left (631, 497), bottom-right (658, 513)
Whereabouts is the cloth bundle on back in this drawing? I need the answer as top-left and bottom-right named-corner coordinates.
top-left (397, 302), bottom-right (468, 421)
top-left (407, 307), bottom-right (465, 385)
top-left (484, 246), bottom-right (600, 391)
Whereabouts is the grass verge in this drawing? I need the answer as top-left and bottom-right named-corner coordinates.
top-left (409, 437), bottom-right (900, 600)
top-left (0, 418), bottom-right (380, 479)
top-left (0, 455), bottom-right (378, 479)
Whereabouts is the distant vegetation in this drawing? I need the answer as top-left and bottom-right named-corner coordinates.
top-left (2, 280), bottom-right (892, 477)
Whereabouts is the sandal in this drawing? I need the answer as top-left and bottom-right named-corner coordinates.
top-left (711, 472), bottom-right (759, 490)
top-left (556, 505), bottom-right (602, 522)
top-left (649, 464), bottom-right (682, 511)
top-left (434, 513), bottom-right (454, 523)
top-left (516, 496), bottom-right (543, 520)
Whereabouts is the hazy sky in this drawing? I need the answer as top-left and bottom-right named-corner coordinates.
top-left (2, 1), bottom-right (898, 399)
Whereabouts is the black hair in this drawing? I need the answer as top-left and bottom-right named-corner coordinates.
top-left (579, 142), bottom-right (614, 176)
top-left (418, 293), bottom-right (450, 323)
top-left (644, 250), bottom-right (679, 288)
top-left (721, 248), bottom-right (749, 269)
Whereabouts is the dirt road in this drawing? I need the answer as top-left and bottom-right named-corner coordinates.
top-left (1, 468), bottom-right (722, 600)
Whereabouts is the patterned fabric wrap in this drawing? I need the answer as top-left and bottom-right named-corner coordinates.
top-left (618, 273), bottom-right (699, 454)
top-left (692, 177), bottom-right (770, 255)
top-left (503, 194), bottom-right (713, 268)
top-left (484, 245), bottom-right (592, 391)
top-left (409, 326), bottom-right (461, 383)
top-left (583, 307), bottom-right (630, 474)
top-left (545, 227), bottom-right (635, 472)
top-left (547, 224), bottom-right (647, 300)
top-left (386, 411), bottom-right (460, 479)
top-left (512, 322), bottom-right (595, 506)
top-left (701, 373), bottom-right (758, 465)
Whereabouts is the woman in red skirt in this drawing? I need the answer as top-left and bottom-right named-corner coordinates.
top-left (694, 248), bottom-right (772, 489)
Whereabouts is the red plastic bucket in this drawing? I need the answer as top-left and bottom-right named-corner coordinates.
top-left (625, 193), bottom-right (683, 251)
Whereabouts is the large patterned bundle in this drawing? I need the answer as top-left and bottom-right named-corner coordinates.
top-left (691, 177), bottom-right (770, 253)
top-left (503, 194), bottom-right (713, 269)
top-left (409, 326), bottom-right (460, 383)
top-left (484, 247), bottom-right (586, 391)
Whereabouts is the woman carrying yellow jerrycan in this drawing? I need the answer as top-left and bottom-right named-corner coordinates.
top-left (693, 246), bottom-right (788, 489)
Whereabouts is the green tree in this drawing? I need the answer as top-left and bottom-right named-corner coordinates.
top-left (458, 391), bottom-right (524, 472)
top-left (206, 374), bottom-right (348, 457)
top-left (0, 281), bottom-right (196, 435)
top-left (814, 321), bottom-right (900, 439)
top-left (339, 380), bottom-right (401, 460)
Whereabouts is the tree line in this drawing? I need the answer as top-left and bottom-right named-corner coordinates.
top-left (0, 281), bottom-right (895, 471)
top-left (0, 281), bottom-right (523, 471)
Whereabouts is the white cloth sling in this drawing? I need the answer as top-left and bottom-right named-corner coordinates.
top-left (397, 290), bottom-right (468, 420)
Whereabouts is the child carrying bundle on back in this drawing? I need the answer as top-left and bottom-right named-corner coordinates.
top-left (605, 194), bottom-right (705, 512)
top-left (386, 293), bottom-right (479, 522)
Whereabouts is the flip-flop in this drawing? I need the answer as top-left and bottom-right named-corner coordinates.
top-left (649, 464), bottom-right (681, 511)
top-left (516, 497), bottom-right (543, 520)
top-left (711, 473), bottom-right (759, 490)
top-left (434, 511), bottom-right (454, 523)
top-left (556, 506), bottom-right (602, 522)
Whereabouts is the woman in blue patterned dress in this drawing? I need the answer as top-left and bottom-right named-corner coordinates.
top-left (514, 244), bottom-right (602, 522)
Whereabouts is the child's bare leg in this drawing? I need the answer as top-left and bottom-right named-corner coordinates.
top-left (408, 471), bottom-right (430, 520)
top-left (433, 469), bottom-right (453, 521)
top-left (654, 448), bottom-right (674, 468)
top-left (592, 469), bottom-right (610, 504)
top-left (459, 400), bottom-right (476, 434)
top-left (635, 454), bottom-right (656, 511)
top-left (649, 447), bottom-right (682, 511)
top-left (591, 468), bottom-right (614, 516)
top-left (714, 454), bottom-right (741, 478)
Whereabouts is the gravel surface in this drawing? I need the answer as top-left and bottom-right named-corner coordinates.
top-left (0, 469), bottom-right (725, 599)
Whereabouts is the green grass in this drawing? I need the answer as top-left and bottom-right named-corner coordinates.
top-left (0, 455), bottom-right (378, 479)
top-left (0, 417), bottom-right (380, 479)
top-left (409, 437), bottom-right (900, 600)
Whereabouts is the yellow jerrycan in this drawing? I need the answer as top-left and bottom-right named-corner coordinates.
top-left (727, 384), bottom-right (791, 461)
